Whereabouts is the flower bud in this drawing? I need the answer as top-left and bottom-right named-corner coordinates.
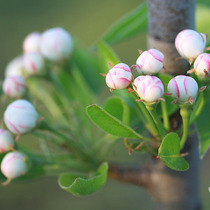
top-left (175, 29), bottom-right (206, 60)
top-left (5, 56), bottom-right (25, 77)
top-left (194, 53), bottom-right (210, 77)
top-left (134, 75), bottom-right (164, 102)
top-left (3, 76), bottom-right (27, 98)
top-left (106, 63), bottom-right (132, 90)
top-left (1, 152), bottom-right (28, 179)
top-left (167, 75), bottom-right (198, 104)
top-left (0, 129), bottom-right (15, 153)
top-left (23, 52), bottom-right (45, 75)
top-left (136, 49), bottom-right (164, 74)
top-left (40, 27), bottom-right (73, 61)
top-left (23, 32), bottom-right (41, 53)
top-left (4, 99), bottom-right (39, 134)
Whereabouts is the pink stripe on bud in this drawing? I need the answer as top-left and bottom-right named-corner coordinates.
top-left (3, 76), bottom-right (26, 98)
top-left (167, 75), bottom-right (198, 104)
top-left (106, 63), bottom-right (132, 90)
top-left (1, 152), bottom-right (28, 179)
top-left (175, 29), bottom-right (206, 60)
top-left (194, 53), bottom-right (210, 77)
top-left (4, 99), bottom-right (39, 134)
top-left (133, 75), bottom-right (164, 103)
top-left (136, 49), bottom-right (164, 74)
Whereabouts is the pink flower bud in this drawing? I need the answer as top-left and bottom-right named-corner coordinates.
top-left (167, 75), bottom-right (198, 104)
top-left (1, 152), bottom-right (28, 179)
top-left (136, 49), bottom-right (164, 74)
top-left (106, 63), bottom-right (132, 90)
top-left (40, 27), bottom-right (73, 61)
top-left (4, 99), bottom-right (39, 134)
top-left (175, 29), bottom-right (206, 60)
top-left (194, 53), bottom-right (210, 77)
top-left (3, 76), bottom-right (27, 98)
top-left (134, 75), bottom-right (164, 102)
top-left (23, 32), bottom-right (41, 53)
top-left (23, 52), bottom-right (45, 75)
top-left (0, 129), bottom-right (15, 153)
top-left (5, 56), bottom-right (25, 77)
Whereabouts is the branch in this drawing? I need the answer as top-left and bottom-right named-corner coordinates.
top-left (108, 164), bottom-right (150, 188)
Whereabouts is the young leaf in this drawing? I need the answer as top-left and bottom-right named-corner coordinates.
top-left (158, 133), bottom-right (189, 171)
top-left (104, 97), bottom-right (129, 124)
top-left (102, 2), bottom-right (147, 44)
top-left (86, 104), bottom-right (144, 139)
top-left (58, 162), bottom-right (108, 196)
top-left (98, 41), bottom-right (120, 74)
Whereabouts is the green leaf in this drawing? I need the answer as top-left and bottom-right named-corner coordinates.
top-left (72, 46), bottom-right (102, 92)
top-left (86, 104), bottom-right (144, 139)
top-left (98, 41), bottom-right (120, 73)
top-left (104, 97), bottom-right (129, 124)
top-left (103, 2), bottom-right (147, 44)
top-left (196, 96), bottom-right (210, 158)
top-left (58, 162), bottom-right (108, 196)
top-left (158, 133), bottom-right (189, 171)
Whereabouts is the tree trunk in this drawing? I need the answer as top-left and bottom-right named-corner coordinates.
top-left (147, 0), bottom-right (201, 209)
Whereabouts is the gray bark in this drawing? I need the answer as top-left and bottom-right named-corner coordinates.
top-left (148, 0), bottom-right (201, 209)
top-left (148, 0), bottom-right (195, 75)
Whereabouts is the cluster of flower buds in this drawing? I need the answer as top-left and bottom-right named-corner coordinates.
top-left (104, 48), bottom-right (165, 104)
top-left (0, 99), bottom-right (39, 183)
top-left (175, 29), bottom-right (210, 82)
top-left (2, 27), bottom-right (73, 98)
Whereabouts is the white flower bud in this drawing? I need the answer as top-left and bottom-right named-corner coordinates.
top-left (40, 27), bottom-right (73, 61)
top-left (106, 63), bottom-right (132, 90)
top-left (23, 32), bottom-right (41, 53)
top-left (5, 56), bottom-right (25, 77)
top-left (3, 76), bottom-right (27, 98)
top-left (0, 129), bottom-right (15, 153)
top-left (23, 52), bottom-right (45, 75)
top-left (1, 152), bottom-right (28, 179)
top-left (4, 99), bottom-right (39, 134)
top-left (136, 49), bottom-right (164, 74)
top-left (194, 53), bottom-right (210, 77)
top-left (167, 75), bottom-right (198, 104)
top-left (175, 29), bottom-right (206, 60)
top-left (134, 75), bottom-right (164, 102)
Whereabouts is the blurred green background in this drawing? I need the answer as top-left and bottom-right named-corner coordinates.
top-left (0, 0), bottom-right (210, 209)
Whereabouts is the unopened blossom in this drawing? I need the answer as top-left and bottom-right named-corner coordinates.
top-left (0, 129), bottom-right (15, 153)
top-left (40, 27), bottom-right (73, 61)
top-left (136, 49), bottom-right (164, 74)
top-left (23, 32), bottom-right (41, 53)
top-left (5, 56), bottom-right (25, 77)
top-left (1, 152), bottom-right (28, 179)
top-left (134, 75), bottom-right (164, 103)
top-left (106, 63), bottom-right (132, 90)
top-left (194, 53), bottom-right (210, 77)
top-left (167, 75), bottom-right (198, 104)
top-left (175, 29), bottom-right (206, 60)
top-left (4, 99), bottom-right (39, 134)
top-left (3, 76), bottom-right (27, 98)
top-left (23, 52), bottom-right (45, 75)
